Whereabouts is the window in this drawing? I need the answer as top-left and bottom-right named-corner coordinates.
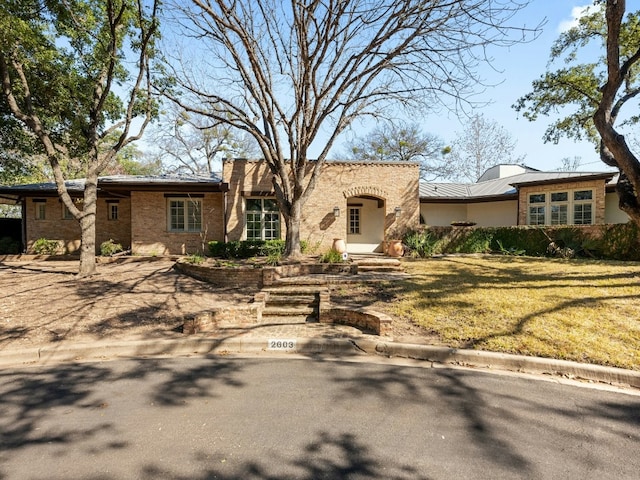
top-left (550, 205), bottom-right (568, 225)
top-left (528, 205), bottom-right (545, 225)
top-left (62, 204), bottom-right (74, 220)
top-left (527, 189), bottom-right (594, 226)
top-left (168, 198), bottom-right (202, 232)
top-left (107, 202), bottom-right (119, 221)
top-left (34, 201), bottom-right (46, 220)
top-left (550, 192), bottom-right (568, 225)
top-left (246, 198), bottom-right (280, 241)
top-left (573, 190), bottom-right (594, 224)
top-left (348, 207), bottom-right (361, 234)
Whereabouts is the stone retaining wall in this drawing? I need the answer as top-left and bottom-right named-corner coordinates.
top-left (173, 262), bottom-right (264, 289)
top-left (320, 307), bottom-right (392, 336)
top-left (175, 261), bottom-right (358, 289)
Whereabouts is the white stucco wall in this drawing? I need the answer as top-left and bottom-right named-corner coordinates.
top-left (467, 200), bottom-right (518, 227)
top-left (421, 203), bottom-right (467, 226)
top-left (346, 197), bottom-right (385, 253)
top-left (604, 192), bottom-right (630, 224)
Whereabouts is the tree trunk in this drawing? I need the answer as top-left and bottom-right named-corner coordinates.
top-left (284, 199), bottom-right (303, 260)
top-left (78, 178), bottom-right (98, 276)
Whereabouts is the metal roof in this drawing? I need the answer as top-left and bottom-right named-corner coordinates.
top-left (0, 174), bottom-right (227, 199)
top-left (420, 171), bottom-right (617, 201)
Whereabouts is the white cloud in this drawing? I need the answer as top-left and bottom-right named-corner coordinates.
top-left (558, 4), bottom-right (602, 33)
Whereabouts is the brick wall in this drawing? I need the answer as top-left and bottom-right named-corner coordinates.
top-left (518, 179), bottom-right (607, 226)
top-left (24, 196), bottom-right (131, 253)
top-left (223, 159), bottom-right (420, 251)
top-left (131, 191), bottom-right (225, 255)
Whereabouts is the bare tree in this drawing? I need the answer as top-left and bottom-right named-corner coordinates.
top-left (558, 156), bottom-right (582, 172)
top-left (150, 104), bottom-right (258, 176)
top-left (448, 113), bottom-right (525, 182)
top-left (165, 0), bottom-right (539, 257)
top-left (342, 122), bottom-right (453, 181)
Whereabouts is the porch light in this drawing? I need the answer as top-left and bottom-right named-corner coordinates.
top-left (394, 206), bottom-right (402, 218)
top-left (333, 206), bottom-right (340, 218)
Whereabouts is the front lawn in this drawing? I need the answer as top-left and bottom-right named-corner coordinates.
top-left (352, 256), bottom-right (640, 370)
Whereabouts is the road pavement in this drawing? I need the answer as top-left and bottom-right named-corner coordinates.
top-left (1, 356), bottom-right (638, 479)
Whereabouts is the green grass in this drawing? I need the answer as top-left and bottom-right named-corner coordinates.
top-left (374, 256), bottom-right (640, 370)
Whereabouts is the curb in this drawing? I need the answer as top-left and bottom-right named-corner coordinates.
top-left (1, 336), bottom-right (638, 389)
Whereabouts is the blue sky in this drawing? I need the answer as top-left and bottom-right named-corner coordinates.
top-left (152, 1), bottom-right (610, 175)
top-left (409, 1), bottom-right (605, 173)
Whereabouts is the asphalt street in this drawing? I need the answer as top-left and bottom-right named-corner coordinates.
top-left (0, 356), bottom-right (638, 479)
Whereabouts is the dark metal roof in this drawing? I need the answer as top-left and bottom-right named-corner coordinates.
top-left (0, 174), bottom-right (228, 200)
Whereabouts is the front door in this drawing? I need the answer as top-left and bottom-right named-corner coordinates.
top-left (346, 196), bottom-right (385, 253)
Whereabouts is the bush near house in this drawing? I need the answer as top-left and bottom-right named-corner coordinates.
top-left (208, 239), bottom-right (309, 259)
top-left (403, 224), bottom-right (640, 260)
top-left (32, 238), bottom-right (61, 255)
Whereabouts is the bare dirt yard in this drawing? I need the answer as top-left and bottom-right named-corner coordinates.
top-left (0, 258), bottom-right (428, 352)
top-left (0, 258), bottom-right (254, 350)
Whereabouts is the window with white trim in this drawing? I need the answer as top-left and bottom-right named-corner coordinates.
top-left (34, 201), bottom-right (46, 220)
top-left (168, 198), bottom-right (202, 232)
top-left (107, 202), bottom-right (119, 221)
top-left (550, 192), bottom-right (568, 225)
top-left (528, 194), bottom-right (545, 225)
top-left (573, 190), bottom-right (593, 224)
top-left (348, 207), bottom-right (361, 234)
top-left (527, 189), bottom-right (594, 226)
top-left (246, 198), bottom-right (280, 241)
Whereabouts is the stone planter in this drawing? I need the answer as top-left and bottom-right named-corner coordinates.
top-left (386, 239), bottom-right (404, 257)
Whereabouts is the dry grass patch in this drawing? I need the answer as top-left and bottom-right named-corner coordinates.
top-left (356, 256), bottom-right (639, 370)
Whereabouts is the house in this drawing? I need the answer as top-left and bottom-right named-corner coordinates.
top-left (420, 164), bottom-right (629, 227)
top-left (0, 161), bottom-right (629, 256)
top-left (0, 159), bottom-right (420, 255)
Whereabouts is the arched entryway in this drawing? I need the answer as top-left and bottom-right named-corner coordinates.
top-left (343, 187), bottom-right (388, 254)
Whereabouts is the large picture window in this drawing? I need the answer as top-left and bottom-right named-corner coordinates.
top-left (246, 198), bottom-right (280, 241)
top-left (168, 198), bottom-right (202, 232)
top-left (527, 189), bottom-right (594, 226)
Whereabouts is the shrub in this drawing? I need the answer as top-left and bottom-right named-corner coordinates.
top-left (185, 253), bottom-right (205, 265)
top-left (319, 249), bottom-right (345, 263)
top-left (208, 239), bottom-right (289, 259)
top-left (403, 229), bottom-right (439, 258)
top-left (0, 236), bottom-right (20, 254)
top-left (32, 238), bottom-right (60, 255)
top-left (600, 222), bottom-right (640, 260)
top-left (100, 239), bottom-right (124, 256)
top-left (490, 227), bottom-right (549, 256)
top-left (208, 241), bottom-right (226, 257)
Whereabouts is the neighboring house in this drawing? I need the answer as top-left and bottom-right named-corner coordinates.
top-left (0, 175), bottom-right (228, 255)
top-left (0, 159), bottom-right (420, 255)
top-left (420, 164), bottom-right (629, 227)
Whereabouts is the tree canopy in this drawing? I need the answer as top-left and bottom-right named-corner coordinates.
top-left (0, 0), bottom-right (160, 274)
top-left (515, 0), bottom-right (640, 224)
top-left (342, 122), bottom-right (452, 181)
